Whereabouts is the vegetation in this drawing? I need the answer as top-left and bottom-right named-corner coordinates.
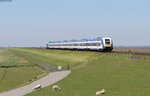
top-left (113, 48), bottom-right (150, 53)
top-left (1, 48), bottom-right (150, 95)
top-left (12, 48), bottom-right (150, 96)
top-left (0, 48), bottom-right (45, 92)
top-left (0, 67), bottom-right (43, 92)
top-left (11, 48), bottom-right (102, 68)
top-left (0, 48), bottom-right (30, 67)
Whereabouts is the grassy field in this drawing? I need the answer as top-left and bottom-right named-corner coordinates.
top-left (0, 48), bottom-right (45, 92)
top-left (11, 48), bottom-right (101, 68)
top-left (0, 48), bottom-right (30, 67)
top-left (13, 48), bottom-right (150, 96)
top-left (113, 48), bottom-right (150, 53)
top-left (0, 67), bottom-right (44, 92)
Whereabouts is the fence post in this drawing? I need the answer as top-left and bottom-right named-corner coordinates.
top-left (67, 65), bottom-right (70, 70)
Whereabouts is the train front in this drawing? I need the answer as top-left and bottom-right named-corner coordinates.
top-left (102, 37), bottom-right (113, 52)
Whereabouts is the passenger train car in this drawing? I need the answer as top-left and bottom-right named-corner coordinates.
top-left (46, 37), bottom-right (113, 52)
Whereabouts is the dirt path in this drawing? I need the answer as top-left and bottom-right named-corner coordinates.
top-left (0, 71), bottom-right (71, 96)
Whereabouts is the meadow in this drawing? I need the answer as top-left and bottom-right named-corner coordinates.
top-left (0, 48), bottom-right (30, 67)
top-left (0, 48), bottom-right (45, 92)
top-left (11, 48), bottom-right (101, 68)
top-left (113, 48), bottom-right (150, 53)
top-left (11, 48), bottom-right (150, 96)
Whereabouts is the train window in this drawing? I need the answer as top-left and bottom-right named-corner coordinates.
top-left (97, 43), bottom-right (100, 46)
top-left (105, 39), bottom-right (110, 44)
top-left (85, 43), bottom-right (87, 46)
top-left (86, 43), bottom-right (88, 46)
top-left (92, 43), bottom-right (96, 46)
top-left (105, 39), bottom-right (110, 41)
top-left (86, 43), bottom-right (91, 46)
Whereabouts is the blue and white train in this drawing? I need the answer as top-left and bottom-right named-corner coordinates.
top-left (46, 37), bottom-right (113, 52)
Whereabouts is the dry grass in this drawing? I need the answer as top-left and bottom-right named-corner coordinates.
top-left (0, 56), bottom-right (8, 62)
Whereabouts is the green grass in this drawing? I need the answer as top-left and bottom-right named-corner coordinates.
top-left (0, 66), bottom-right (44, 92)
top-left (0, 48), bottom-right (45, 92)
top-left (107, 52), bottom-right (150, 60)
top-left (11, 48), bottom-right (101, 68)
top-left (0, 68), bottom-right (6, 82)
top-left (0, 49), bottom-right (30, 67)
top-left (23, 48), bottom-right (150, 96)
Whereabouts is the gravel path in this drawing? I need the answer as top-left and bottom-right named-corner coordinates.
top-left (0, 71), bottom-right (71, 96)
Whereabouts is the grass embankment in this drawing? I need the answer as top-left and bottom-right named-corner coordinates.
top-left (0, 48), bottom-right (30, 67)
top-left (13, 48), bottom-right (150, 96)
top-left (0, 48), bottom-right (44, 92)
top-left (11, 48), bottom-right (101, 68)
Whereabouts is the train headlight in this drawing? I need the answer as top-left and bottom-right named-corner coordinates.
top-left (105, 44), bottom-right (111, 47)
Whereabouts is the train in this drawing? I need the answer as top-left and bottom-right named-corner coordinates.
top-left (46, 37), bottom-right (113, 52)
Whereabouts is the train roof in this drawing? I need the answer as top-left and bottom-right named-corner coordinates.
top-left (48, 37), bottom-right (111, 44)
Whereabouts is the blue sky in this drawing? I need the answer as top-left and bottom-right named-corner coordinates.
top-left (0, 0), bottom-right (150, 47)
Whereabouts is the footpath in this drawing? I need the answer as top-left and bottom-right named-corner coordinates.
top-left (0, 71), bottom-right (71, 96)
